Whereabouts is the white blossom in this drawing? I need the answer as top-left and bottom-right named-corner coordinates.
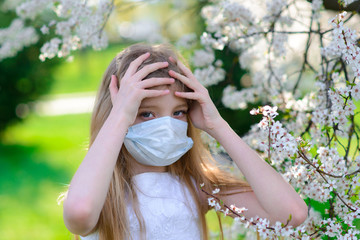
top-left (272, 33), bottom-right (288, 57)
top-left (0, 19), bottom-right (38, 60)
top-left (0, 0), bottom-right (114, 61)
top-left (40, 25), bottom-right (49, 35)
top-left (322, 12), bottom-right (360, 79)
top-left (191, 49), bottom-right (215, 68)
top-left (222, 86), bottom-right (257, 110)
top-left (16, 0), bottom-right (50, 20)
top-left (212, 188), bottom-right (220, 194)
top-left (194, 64), bottom-right (226, 87)
top-left (351, 83), bottom-right (360, 100)
top-left (311, 0), bottom-right (323, 20)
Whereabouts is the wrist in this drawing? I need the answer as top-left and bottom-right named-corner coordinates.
top-left (206, 118), bottom-right (230, 139)
top-left (107, 109), bottom-right (132, 131)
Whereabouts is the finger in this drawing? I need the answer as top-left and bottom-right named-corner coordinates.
top-left (138, 77), bottom-right (175, 89)
top-left (109, 75), bottom-right (119, 104)
top-left (174, 91), bottom-right (200, 101)
top-left (123, 52), bottom-right (150, 79)
top-left (143, 89), bottom-right (170, 98)
top-left (133, 61), bottom-right (169, 81)
top-left (174, 59), bottom-right (194, 79)
top-left (169, 70), bottom-right (198, 90)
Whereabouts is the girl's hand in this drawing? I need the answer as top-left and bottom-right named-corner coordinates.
top-left (109, 52), bottom-right (175, 127)
top-left (168, 58), bottom-right (225, 134)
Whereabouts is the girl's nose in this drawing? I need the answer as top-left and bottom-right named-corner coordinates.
top-left (157, 110), bottom-right (173, 118)
top-left (158, 114), bottom-right (172, 118)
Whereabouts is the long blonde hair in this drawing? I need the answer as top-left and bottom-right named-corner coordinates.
top-left (89, 43), bottom-right (251, 240)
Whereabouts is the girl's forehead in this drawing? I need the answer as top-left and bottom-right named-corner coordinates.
top-left (140, 87), bottom-right (188, 108)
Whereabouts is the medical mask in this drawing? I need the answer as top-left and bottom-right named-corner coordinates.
top-left (124, 116), bottom-right (194, 166)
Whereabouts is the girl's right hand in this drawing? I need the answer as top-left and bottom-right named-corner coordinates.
top-left (108, 52), bottom-right (175, 127)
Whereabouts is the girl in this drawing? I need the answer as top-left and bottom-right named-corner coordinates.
top-left (63, 44), bottom-right (307, 240)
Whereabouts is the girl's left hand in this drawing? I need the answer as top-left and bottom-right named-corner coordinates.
top-left (168, 58), bottom-right (225, 134)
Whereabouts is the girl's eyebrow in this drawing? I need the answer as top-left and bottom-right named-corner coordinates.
top-left (138, 103), bottom-right (188, 109)
top-left (176, 104), bottom-right (188, 109)
top-left (138, 104), bottom-right (158, 109)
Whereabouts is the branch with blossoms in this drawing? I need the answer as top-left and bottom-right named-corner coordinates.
top-left (255, 105), bottom-right (359, 212)
top-left (203, 104), bottom-right (360, 239)
top-left (199, 184), bottom-right (300, 239)
top-left (195, 0), bottom-right (360, 237)
top-left (0, 0), bottom-right (116, 61)
top-left (200, 180), bottom-right (357, 239)
top-left (251, 104), bottom-right (360, 236)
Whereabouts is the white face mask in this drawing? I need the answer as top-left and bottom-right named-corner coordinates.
top-left (124, 116), bottom-right (194, 166)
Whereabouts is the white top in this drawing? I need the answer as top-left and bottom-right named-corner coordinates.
top-left (80, 172), bottom-right (202, 240)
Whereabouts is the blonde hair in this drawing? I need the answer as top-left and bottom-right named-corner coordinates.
top-left (89, 43), bottom-right (251, 240)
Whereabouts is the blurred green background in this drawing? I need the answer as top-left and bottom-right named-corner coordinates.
top-left (0, 1), bottom-right (241, 238)
top-left (0, 45), bottom-right (121, 239)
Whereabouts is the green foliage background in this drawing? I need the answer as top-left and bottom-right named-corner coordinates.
top-left (0, 8), bottom-right (60, 136)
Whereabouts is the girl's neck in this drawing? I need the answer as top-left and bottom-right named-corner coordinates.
top-left (131, 159), bottom-right (167, 175)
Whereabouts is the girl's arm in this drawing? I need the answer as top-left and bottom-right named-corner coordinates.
top-left (206, 119), bottom-right (308, 226)
top-left (63, 111), bottom-right (128, 235)
top-left (170, 59), bottom-right (308, 227)
top-left (63, 53), bottom-right (174, 235)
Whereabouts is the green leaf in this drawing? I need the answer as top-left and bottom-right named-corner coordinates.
top-left (346, 80), bottom-right (356, 86)
top-left (317, 159), bottom-right (322, 166)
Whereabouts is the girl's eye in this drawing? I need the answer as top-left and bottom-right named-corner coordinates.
top-left (173, 110), bottom-right (187, 117)
top-left (140, 112), bottom-right (154, 118)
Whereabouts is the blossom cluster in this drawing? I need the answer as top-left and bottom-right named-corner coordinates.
top-left (1, 0), bottom-right (114, 61)
top-left (250, 106), bottom-right (298, 161)
top-left (191, 48), bottom-right (227, 87)
top-left (0, 19), bottom-right (38, 60)
top-left (208, 104), bottom-right (360, 239)
top-left (201, 183), bottom-right (312, 239)
top-left (321, 12), bottom-right (360, 79)
top-left (195, 0), bottom-right (360, 239)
